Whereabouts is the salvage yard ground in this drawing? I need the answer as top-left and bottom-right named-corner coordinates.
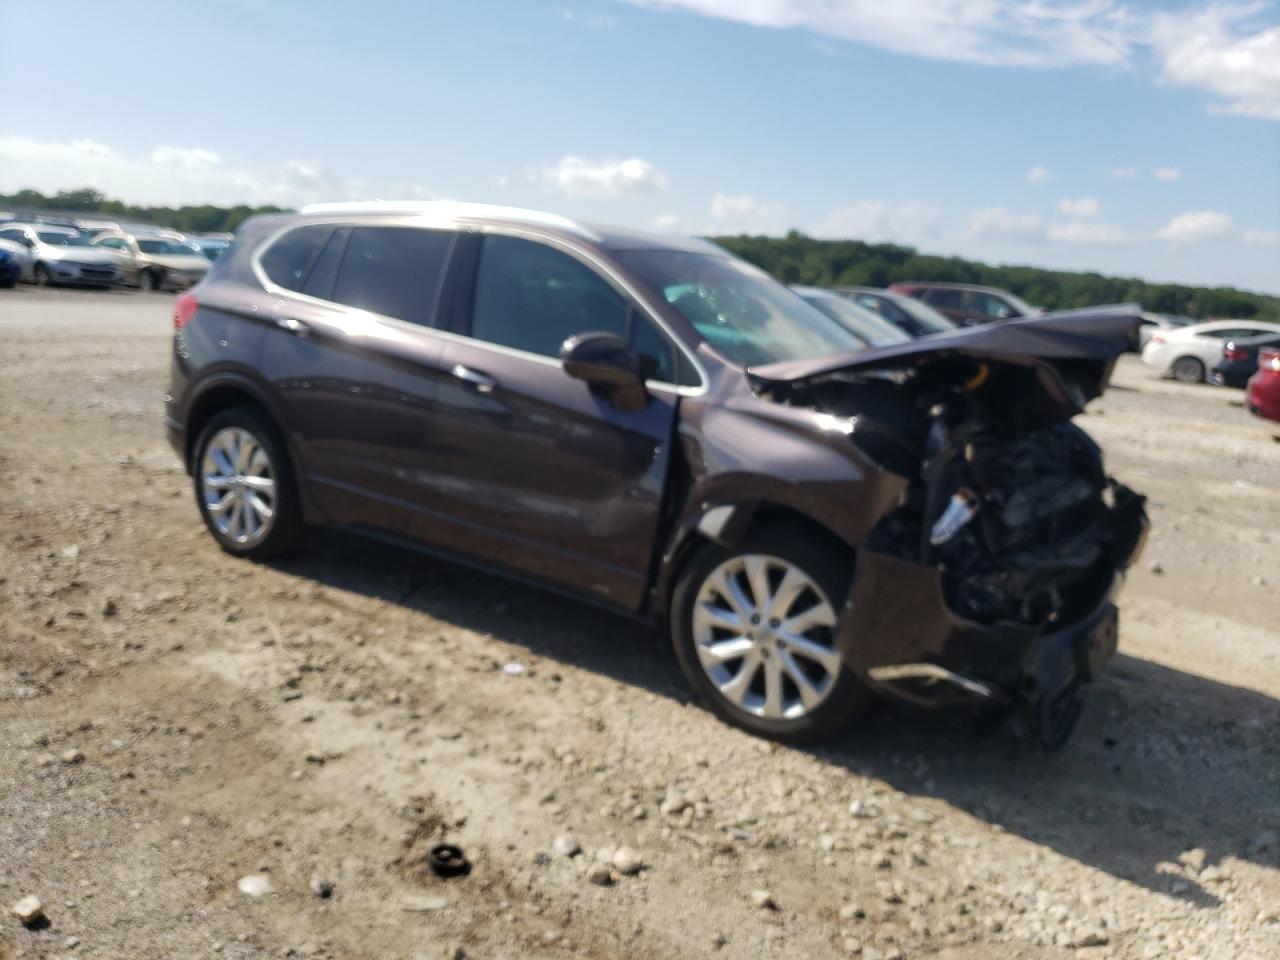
top-left (1, 288), bottom-right (1278, 960)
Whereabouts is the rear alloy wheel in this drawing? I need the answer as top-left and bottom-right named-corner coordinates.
top-left (671, 527), bottom-right (870, 743)
top-left (1171, 355), bottom-right (1205, 384)
top-left (139, 270), bottom-right (159, 292)
top-left (193, 407), bottom-right (302, 559)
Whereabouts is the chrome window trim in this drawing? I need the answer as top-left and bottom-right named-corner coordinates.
top-left (250, 215), bottom-right (709, 396)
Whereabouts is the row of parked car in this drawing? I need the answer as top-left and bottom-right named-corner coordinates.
top-left (0, 215), bottom-right (230, 291)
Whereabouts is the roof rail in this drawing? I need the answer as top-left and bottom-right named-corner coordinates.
top-left (298, 200), bottom-right (599, 240)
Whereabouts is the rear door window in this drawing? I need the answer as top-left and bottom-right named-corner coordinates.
top-left (330, 226), bottom-right (453, 326)
top-left (925, 288), bottom-right (965, 310)
top-left (259, 225), bottom-right (333, 292)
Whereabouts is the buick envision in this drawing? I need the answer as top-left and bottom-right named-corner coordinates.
top-left (165, 202), bottom-right (1147, 747)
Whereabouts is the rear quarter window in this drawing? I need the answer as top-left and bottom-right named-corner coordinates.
top-left (259, 225), bottom-right (334, 292)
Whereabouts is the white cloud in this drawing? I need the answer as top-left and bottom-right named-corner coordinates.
top-left (651, 212), bottom-right (682, 231)
top-left (809, 200), bottom-right (939, 244)
top-left (965, 206), bottom-right (1044, 241)
top-left (1025, 165), bottom-right (1053, 185)
top-left (1155, 209), bottom-right (1235, 243)
top-left (559, 6), bottom-right (618, 28)
top-left (538, 155), bottom-right (667, 196)
top-left (707, 193), bottom-right (787, 233)
top-left (0, 135), bottom-right (360, 207)
top-left (625, 2), bottom-right (1280, 123)
top-left (1058, 196), bottom-right (1100, 217)
top-left (1110, 166), bottom-right (1138, 179)
top-left (1153, 166), bottom-right (1181, 181)
top-left (150, 146), bottom-right (222, 171)
top-left (1150, 6), bottom-right (1280, 121)
top-left (496, 175), bottom-right (510, 190)
top-left (1243, 227), bottom-right (1280, 245)
top-left (1048, 221), bottom-right (1127, 244)
top-left (619, 1), bottom-right (1133, 68)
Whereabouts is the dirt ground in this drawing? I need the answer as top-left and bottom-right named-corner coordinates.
top-left (2, 288), bottom-right (1278, 960)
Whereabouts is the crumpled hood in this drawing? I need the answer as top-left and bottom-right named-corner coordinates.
top-left (748, 305), bottom-right (1143, 430)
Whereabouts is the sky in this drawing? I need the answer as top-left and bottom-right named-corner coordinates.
top-left (2, 0), bottom-right (1278, 292)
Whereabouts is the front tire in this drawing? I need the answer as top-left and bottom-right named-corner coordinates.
top-left (671, 525), bottom-right (870, 744)
top-left (192, 407), bottom-right (302, 559)
top-left (1171, 355), bottom-right (1205, 383)
top-left (33, 263), bottom-right (52, 287)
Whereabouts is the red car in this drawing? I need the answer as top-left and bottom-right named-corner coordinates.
top-left (1246, 347), bottom-right (1280, 423)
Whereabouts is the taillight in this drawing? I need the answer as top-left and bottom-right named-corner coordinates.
top-left (1261, 347), bottom-right (1280, 372)
top-left (1223, 344), bottom-right (1247, 362)
top-left (1151, 333), bottom-right (1166, 345)
top-left (173, 292), bottom-right (197, 331)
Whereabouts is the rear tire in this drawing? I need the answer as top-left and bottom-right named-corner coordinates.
top-left (33, 263), bottom-right (51, 287)
top-left (192, 406), bottom-right (303, 559)
top-left (671, 525), bottom-right (871, 744)
top-left (1171, 356), bottom-right (1205, 383)
top-left (140, 270), bottom-right (160, 292)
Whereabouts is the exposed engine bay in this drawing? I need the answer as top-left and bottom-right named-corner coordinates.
top-left (760, 348), bottom-right (1141, 632)
top-left (746, 310), bottom-right (1150, 747)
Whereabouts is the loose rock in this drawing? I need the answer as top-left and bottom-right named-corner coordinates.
top-left (236, 874), bottom-right (272, 898)
top-left (12, 895), bottom-right (45, 927)
top-left (586, 863), bottom-right (612, 886)
top-left (308, 875), bottom-right (334, 899)
top-left (401, 896), bottom-right (448, 912)
top-left (750, 889), bottom-right (777, 910)
top-left (612, 846), bottom-right (643, 876)
top-left (61, 748), bottom-right (85, 765)
top-left (553, 834), bottom-right (581, 858)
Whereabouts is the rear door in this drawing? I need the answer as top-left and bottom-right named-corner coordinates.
top-left (427, 232), bottom-right (685, 610)
top-left (259, 222), bottom-right (458, 532)
top-left (922, 287), bottom-right (975, 325)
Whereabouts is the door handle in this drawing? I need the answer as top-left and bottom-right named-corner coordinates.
top-left (274, 316), bottom-right (311, 338)
top-left (451, 364), bottom-right (496, 393)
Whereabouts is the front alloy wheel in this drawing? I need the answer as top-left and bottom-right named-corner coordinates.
top-left (693, 555), bottom-right (841, 720)
top-left (672, 527), bottom-right (870, 743)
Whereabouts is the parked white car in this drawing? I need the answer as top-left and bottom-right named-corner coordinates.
top-left (0, 222), bottom-right (121, 287)
top-left (1136, 312), bottom-right (1195, 350)
top-left (1141, 319), bottom-right (1280, 383)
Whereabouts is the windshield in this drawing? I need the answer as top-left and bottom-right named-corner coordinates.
top-left (871, 291), bottom-right (955, 336)
top-left (37, 231), bottom-right (92, 247)
top-left (614, 250), bottom-right (864, 366)
top-left (1003, 291), bottom-right (1040, 317)
top-left (137, 239), bottom-right (197, 255)
top-left (795, 291), bottom-right (910, 347)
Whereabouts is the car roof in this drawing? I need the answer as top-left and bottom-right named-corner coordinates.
top-left (892, 281), bottom-right (1008, 294)
top-left (296, 200), bottom-right (725, 256)
top-left (790, 285), bottom-right (839, 298)
top-left (28, 224), bottom-right (77, 236)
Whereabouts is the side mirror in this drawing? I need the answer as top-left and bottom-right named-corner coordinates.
top-left (560, 331), bottom-right (647, 411)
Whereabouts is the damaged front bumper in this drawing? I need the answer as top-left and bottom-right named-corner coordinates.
top-left (838, 483), bottom-right (1148, 748)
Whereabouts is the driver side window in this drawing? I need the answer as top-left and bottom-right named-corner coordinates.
top-left (469, 234), bottom-right (675, 382)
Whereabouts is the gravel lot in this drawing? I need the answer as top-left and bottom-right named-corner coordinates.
top-left (2, 288), bottom-right (1278, 960)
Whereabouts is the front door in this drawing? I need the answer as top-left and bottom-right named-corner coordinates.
top-left (427, 233), bottom-right (683, 610)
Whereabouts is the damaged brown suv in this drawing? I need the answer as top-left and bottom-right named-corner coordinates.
top-left (164, 202), bottom-right (1148, 748)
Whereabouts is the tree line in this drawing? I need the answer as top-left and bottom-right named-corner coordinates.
top-left (713, 231), bottom-right (1279, 322)
top-left (0, 188), bottom-right (284, 236)
top-left (3, 188), bottom-right (1273, 320)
